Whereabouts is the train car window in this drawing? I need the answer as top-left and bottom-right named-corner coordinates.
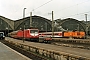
top-left (0, 33), bottom-right (3, 36)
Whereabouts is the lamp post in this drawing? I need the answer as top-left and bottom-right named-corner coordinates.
top-left (23, 8), bottom-right (26, 18)
top-left (23, 8), bottom-right (26, 43)
top-left (52, 11), bottom-right (54, 38)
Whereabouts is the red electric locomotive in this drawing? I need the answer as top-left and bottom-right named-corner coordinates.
top-left (9, 29), bottom-right (39, 41)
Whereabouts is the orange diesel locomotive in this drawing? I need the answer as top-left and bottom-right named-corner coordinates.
top-left (63, 31), bottom-right (85, 39)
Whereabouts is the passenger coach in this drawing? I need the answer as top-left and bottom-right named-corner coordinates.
top-left (39, 31), bottom-right (85, 39)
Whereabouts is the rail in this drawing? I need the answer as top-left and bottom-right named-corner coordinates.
top-left (52, 38), bottom-right (90, 44)
top-left (3, 40), bottom-right (90, 60)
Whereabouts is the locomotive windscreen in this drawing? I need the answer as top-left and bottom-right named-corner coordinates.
top-left (30, 30), bottom-right (38, 33)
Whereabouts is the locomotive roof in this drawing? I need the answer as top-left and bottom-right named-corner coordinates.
top-left (0, 32), bottom-right (4, 33)
top-left (26, 29), bottom-right (38, 30)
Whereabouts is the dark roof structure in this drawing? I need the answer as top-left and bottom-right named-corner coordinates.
top-left (0, 15), bottom-right (90, 34)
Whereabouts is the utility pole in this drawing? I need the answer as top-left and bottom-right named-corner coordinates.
top-left (7, 23), bottom-right (9, 36)
top-left (45, 23), bottom-right (47, 32)
top-left (77, 24), bottom-right (79, 31)
top-left (85, 14), bottom-right (88, 39)
top-left (23, 8), bottom-right (26, 43)
top-left (52, 11), bottom-right (54, 38)
top-left (30, 12), bottom-right (32, 28)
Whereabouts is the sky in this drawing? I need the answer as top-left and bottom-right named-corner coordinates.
top-left (0, 0), bottom-right (90, 21)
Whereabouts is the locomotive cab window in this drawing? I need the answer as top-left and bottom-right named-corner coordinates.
top-left (30, 30), bottom-right (38, 33)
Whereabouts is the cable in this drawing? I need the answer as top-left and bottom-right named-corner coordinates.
top-left (32, 0), bottom-right (53, 11)
top-left (60, 10), bottom-right (90, 20)
top-left (55, 0), bottom-right (90, 20)
top-left (55, 0), bottom-right (89, 14)
top-left (25, 0), bottom-right (53, 18)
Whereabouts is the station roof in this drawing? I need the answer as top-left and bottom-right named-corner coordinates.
top-left (0, 15), bottom-right (89, 32)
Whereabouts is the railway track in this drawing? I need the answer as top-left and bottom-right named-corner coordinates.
top-left (52, 42), bottom-right (90, 50)
top-left (3, 37), bottom-right (90, 60)
top-left (51, 38), bottom-right (90, 50)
